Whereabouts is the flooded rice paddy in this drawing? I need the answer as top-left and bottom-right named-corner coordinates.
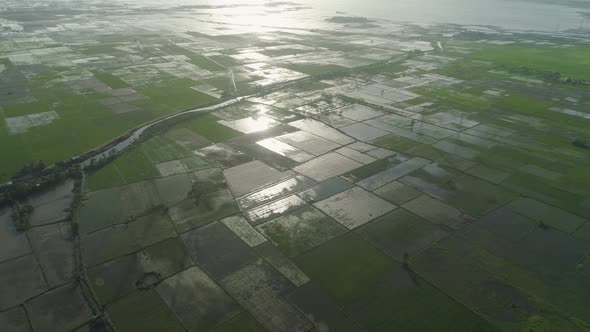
top-left (1, 0), bottom-right (590, 331)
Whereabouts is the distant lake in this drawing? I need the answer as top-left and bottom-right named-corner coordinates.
top-left (298, 0), bottom-right (588, 31)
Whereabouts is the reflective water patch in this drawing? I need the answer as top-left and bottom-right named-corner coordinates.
top-left (294, 153), bottom-right (363, 182)
top-left (314, 187), bottom-right (396, 230)
top-left (5, 111), bottom-right (59, 134)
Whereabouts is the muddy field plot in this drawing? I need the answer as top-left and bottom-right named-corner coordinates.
top-left (25, 283), bottom-right (93, 332)
top-left (82, 210), bottom-right (177, 266)
top-left (0, 254), bottom-right (48, 311)
top-left (256, 206), bottom-right (347, 258)
top-left (27, 222), bottom-right (75, 287)
top-left (402, 195), bottom-right (471, 230)
top-left (182, 221), bottom-right (258, 279)
top-left (154, 174), bottom-right (193, 206)
top-left (189, 168), bottom-right (227, 194)
top-left (356, 209), bottom-right (449, 261)
top-left (88, 238), bottom-right (194, 304)
top-left (156, 267), bottom-right (242, 331)
top-left (220, 260), bottom-right (313, 332)
top-left (76, 187), bottom-right (124, 234)
top-left (169, 189), bottom-right (239, 233)
top-left (0, 306), bottom-right (30, 331)
top-left (107, 289), bottom-right (185, 332)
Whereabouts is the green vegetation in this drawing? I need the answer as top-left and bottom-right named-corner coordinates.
top-left (497, 95), bottom-right (552, 115)
top-left (177, 113), bottom-right (242, 142)
top-left (188, 55), bottom-right (227, 72)
top-left (107, 290), bottom-right (184, 332)
top-left (470, 43), bottom-right (590, 81)
top-left (136, 78), bottom-right (215, 111)
top-left (295, 233), bottom-right (397, 303)
top-left (92, 71), bottom-right (130, 89)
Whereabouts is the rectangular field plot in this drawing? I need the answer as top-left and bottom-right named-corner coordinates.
top-left (220, 260), bottom-right (313, 332)
top-left (221, 215), bottom-right (267, 247)
top-left (455, 207), bottom-right (536, 259)
top-left (297, 177), bottom-right (355, 203)
top-left (237, 175), bottom-right (315, 210)
top-left (76, 187), bottom-right (124, 234)
top-left (356, 157), bottom-right (431, 191)
top-left (168, 189), bottom-right (239, 233)
top-left (356, 209), bottom-right (448, 260)
top-left (256, 138), bottom-right (315, 163)
top-left (341, 123), bottom-right (390, 142)
top-left (338, 104), bottom-right (385, 121)
top-left (27, 223), bottom-right (75, 287)
top-left (107, 289), bottom-right (184, 332)
top-left (342, 266), bottom-right (496, 331)
top-left (412, 236), bottom-right (587, 330)
top-left (373, 181), bottom-right (422, 205)
top-left (289, 119), bottom-right (354, 145)
top-left (295, 233), bottom-right (397, 304)
top-left (336, 147), bottom-right (377, 165)
top-left (26, 283), bottom-right (93, 332)
top-left (182, 221), bottom-right (258, 279)
top-left (0, 306), bottom-right (30, 331)
top-left (154, 174), bottom-right (192, 206)
top-left (254, 242), bottom-right (310, 287)
top-left (342, 154), bottom-right (412, 183)
top-left (405, 144), bottom-right (476, 171)
top-left (275, 130), bottom-right (340, 156)
top-left (81, 210), bottom-right (176, 266)
top-left (314, 187), bottom-right (396, 229)
top-left (256, 206), bottom-right (347, 258)
top-left (224, 160), bottom-right (294, 197)
top-left (156, 267), bottom-right (242, 331)
top-left (402, 195), bottom-right (470, 230)
top-left (508, 197), bottom-right (586, 233)
top-left (189, 168), bottom-right (227, 194)
top-left (88, 238), bottom-right (193, 304)
top-left (244, 195), bottom-right (306, 225)
top-left (0, 254), bottom-right (48, 310)
top-left (294, 153), bottom-right (363, 182)
top-left (287, 282), bottom-right (362, 332)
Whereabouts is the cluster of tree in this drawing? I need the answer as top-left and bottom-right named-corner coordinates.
top-left (67, 176), bottom-right (85, 236)
top-left (11, 202), bottom-right (34, 232)
top-left (0, 162), bottom-right (82, 207)
top-left (12, 160), bottom-right (46, 180)
top-left (501, 65), bottom-right (590, 86)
